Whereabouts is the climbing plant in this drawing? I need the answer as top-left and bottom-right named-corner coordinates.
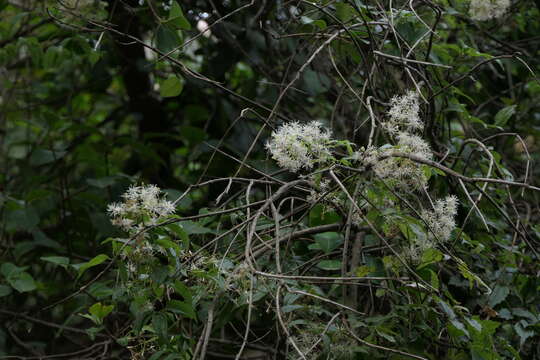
top-left (1, 0), bottom-right (539, 359)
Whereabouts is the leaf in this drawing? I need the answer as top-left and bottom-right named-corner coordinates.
top-left (281, 304), bottom-right (304, 313)
top-left (29, 148), bottom-right (66, 166)
top-left (0, 284), bottom-right (12, 297)
top-left (73, 254), bottom-right (109, 278)
top-left (167, 300), bottom-right (196, 319)
top-left (160, 75), bottom-right (183, 97)
top-left (173, 281), bottom-right (192, 303)
top-left (152, 313), bottom-right (168, 341)
top-left (335, 3), bottom-right (356, 22)
top-left (418, 248), bottom-right (443, 270)
top-left (148, 350), bottom-right (167, 360)
top-left (5, 207), bottom-right (40, 231)
top-left (313, 232), bottom-right (343, 254)
top-left (309, 204), bottom-right (341, 226)
top-left (156, 24), bottom-right (181, 54)
top-left (1, 263), bottom-right (36, 293)
top-left (303, 69), bottom-right (330, 96)
top-left (86, 176), bottom-right (117, 188)
top-left (355, 265), bottom-right (372, 277)
top-left (488, 285), bottom-right (509, 307)
top-left (316, 260), bottom-right (341, 271)
top-left (494, 105), bottom-right (516, 127)
top-left (514, 322), bottom-right (534, 347)
top-left (89, 302), bottom-right (114, 324)
top-left (166, 1), bottom-right (191, 30)
top-left (9, 272), bottom-right (37, 293)
top-left (179, 221), bottom-right (213, 235)
top-left (41, 256), bottom-right (70, 267)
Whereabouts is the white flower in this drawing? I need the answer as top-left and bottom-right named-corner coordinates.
top-left (384, 91), bottom-right (423, 136)
top-left (197, 20), bottom-right (212, 38)
top-left (108, 184), bottom-right (176, 233)
top-left (362, 133), bottom-right (433, 191)
top-left (155, 200), bottom-right (176, 217)
top-left (62, 0), bottom-right (95, 10)
top-left (421, 195), bottom-right (458, 242)
top-left (107, 202), bottom-right (125, 217)
top-left (396, 133), bottom-right (433, 160)
top-left (266, 121), bottom-right (333, 172)
top-left (469, 0), bottom-right (510, 21)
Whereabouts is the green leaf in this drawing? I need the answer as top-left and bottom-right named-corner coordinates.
top-left (86, 176), bottom-right (117, 188)
top-left (173, 281), bottom-right (192, 303)
top-left (488, 285), bottom-right (509, 307)
top-left (514, 322), bottom-right (534, 347)
top-left (335, 3), bottom-right (356, 22)
top-left (88, 302), bottom-right (114, 324)
top-left (355, 265), bottom-right (372, 277)
top-left (9, 272), bottom-right (37, 293)
top-left (316, 260), bottom-right (341, 271)
top-left (152, 313), bottom-right (168, 341)
top-left (313, 232), bottom-right (343, 254)
top-left (73, 254), bottom-right (109, 278)
top-left (179, 221), bottom-right (213, 235)
top-left (418, 248), bottom-right (443, 270)
top-left (167, 300), bottom-right (196, 319)
top-left (166, 1), bottom-right (191, 30)
top-left (309, 204), bottom-right (341, 226)
top-left (1, 263), bottom-right (36, 293)
top-left (41, 256), bottom-right (70, 267)
top-left (303, 69), bottom-right (330, 95)
top-left (160, 75), bottom-right (183, 97)
top-left (0, 284), bottom-right (12, 297)
top-left (156, 25), bottom-right (181, 54)
top-left (29, 148), bottom-right (66, 166)
top-left (166, 223), bottom-right (189, 248)
top-left (494, 105), bottom-right (516, 127)
top-left (5, 207), bottom-right (40, 231)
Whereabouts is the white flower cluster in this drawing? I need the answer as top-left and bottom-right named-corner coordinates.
top-left (383, 90), bottom-right (423, 136)
top-left (62, 0), bottom-right (97, 10)
top-left (360, 133), bottom-right (433, 191)
top-left (357, 91), bottom-right (434, 190)
top-left (469, 0), bottom-right (510, 21)
top-left (421, 195), bottom-right (458, 243)
top-left (406, 195), bottom-right (459, 261)
top-left (107, 184), bottom-right (175, 233)
top-left (266, 121), bottom-right (333, 172)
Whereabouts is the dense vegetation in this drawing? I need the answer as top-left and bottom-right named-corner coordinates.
top-left (1, 0), bottom-right (539, 359)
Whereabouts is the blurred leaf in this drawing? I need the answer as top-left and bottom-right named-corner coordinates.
top-left (156, 25), bottom-right (181, 54)
top-left (494, 105), bottom-right (516, 127)
top-left (0, 285), bottom-right (12, 297)
top-left (488, 285), bottom-right (509, 307)
top-left (152, 313), bottom-right (168, 341)
top-left (160, 75), bottom-right (183, 98)
top-left (313, 232), bottom-right (343, 254)
top-left (166, 1), bottom-right (191, 30)
top-left (179, 221), bottom-right (213, 235)
top-left (29, 148), bottom-right (66, 166)
top-left (41, 256), bottom-right (70, 268)
top-left (89, 302), bottom-right (114, 324)
top-left (73, 254), bottom-right (109, 278)
top-left (316, 260), bottom-right (341, 271)
top-left (1, 264), bottom-right (36, 293)
top-left (167, 300), bottom-right (196, 319)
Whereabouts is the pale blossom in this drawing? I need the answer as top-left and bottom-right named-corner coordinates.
top-left (360, 134), bottom-right (433, 191)
top-left (197, 20), bottom-right (212, 38)
top-left (266, 121), bottom-right (333, 172)
top-left (469, 0), bottom-right (510, 21)
top-left (107, 184), bottom-right (176, 233)
top-left (384, 91), bottom-right (423, 136)
top-left (421, 195), bottom-right (459, 242)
